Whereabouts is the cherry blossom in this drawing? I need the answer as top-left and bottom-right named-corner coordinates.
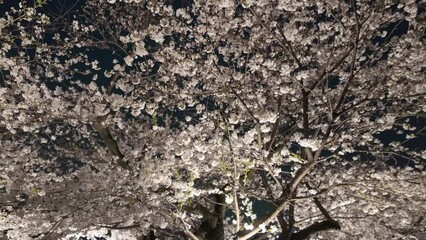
top-left (0, 0), bottom-right (425, 239)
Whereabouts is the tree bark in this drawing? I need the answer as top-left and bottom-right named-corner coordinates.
top-left (288, 220), bottom-right (341, 240)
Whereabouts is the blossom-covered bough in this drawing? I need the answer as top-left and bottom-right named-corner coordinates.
top-left (0, 0), bottom-right (425, 239)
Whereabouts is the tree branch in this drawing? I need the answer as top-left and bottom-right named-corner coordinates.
top-left (307, 46), bottom-right (354, 97)
top-left (93, 68), bottom-right (131, 171)
top-left (289, 220), bottom-right (341, 240)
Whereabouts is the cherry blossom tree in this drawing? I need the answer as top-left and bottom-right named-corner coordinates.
top-left (1, 0), bottom-right (425, 239)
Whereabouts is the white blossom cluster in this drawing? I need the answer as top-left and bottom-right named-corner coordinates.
top-left (0, 0), bottom-right (425, 239)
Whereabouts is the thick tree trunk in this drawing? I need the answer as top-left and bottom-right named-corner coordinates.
top-left (139, 230), bottom-right (156, 240)
top-left (197, 194), bottom-right (226, 240)
top-left (289, 220), bottom-right (341, 240)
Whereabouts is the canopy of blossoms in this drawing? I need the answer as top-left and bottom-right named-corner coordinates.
top-left (0, 0), bottom-right (425, 239)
